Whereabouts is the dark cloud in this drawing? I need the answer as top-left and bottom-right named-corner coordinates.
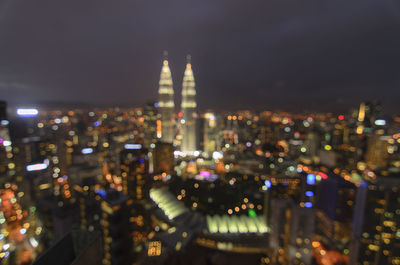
top-left (0, 0), bottom-right (399, 113)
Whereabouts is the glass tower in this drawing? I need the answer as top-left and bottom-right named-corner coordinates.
top-left (158, 52), bottom-right (175, 143)
top-left (180, 55), bottom-right (197, 154)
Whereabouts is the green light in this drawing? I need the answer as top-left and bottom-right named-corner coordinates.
top-left (344, 249), bottom-right (349, 255)
top-left (248, 209), bottom-right (257, 218)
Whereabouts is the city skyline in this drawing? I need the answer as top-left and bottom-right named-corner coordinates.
top-left (1, 1), bottom-right (400, 265)
top-left (0, 0), bottom-right (400, 113)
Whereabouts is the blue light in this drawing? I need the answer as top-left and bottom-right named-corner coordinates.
top-left (304, 202), bottom-right (313, 208)
top-left (94, 121), bottom-right (100, 127)
top-left (139, 158), bottom-right (145, 163)
top-left (95, 189), bottom-right (107, 199)
top-left (305, 191), bottom-right (314, 197)
top-left (265, 180), bottom-right (272, 189)
top-left (361, 181), bottom-right (368, 187)
top-left (307, 174), bottom-right (316, 185)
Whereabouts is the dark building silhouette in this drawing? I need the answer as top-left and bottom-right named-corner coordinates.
top-left (33, 230), bottom-right (102, 265)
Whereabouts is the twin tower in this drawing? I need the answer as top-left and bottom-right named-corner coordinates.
top-left (158, 52), bottom-right (197, 154)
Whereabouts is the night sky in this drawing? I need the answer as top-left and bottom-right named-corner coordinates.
top-left (0, 0), bottom-right (399, 113)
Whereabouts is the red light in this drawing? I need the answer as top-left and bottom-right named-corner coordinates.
top-left (338, 115), bottom-right (344, 120)
top-left (178, 112), bottom-right (183, 117)
top-left (318, 172), bottom-right (328, 179)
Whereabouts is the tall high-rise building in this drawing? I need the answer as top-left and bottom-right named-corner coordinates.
top-left (356, 101), bottom-right (383, 135)
top-left (152, 142), bottom-right (174, 174)
top-left (365, 134), bottom-right (389, 170)
top-left (202, 112), bottom-right (219, 154)
top-left (119, 144), bottom-right (151, 249)
top-left (315, 173), bottom-right (356, 251)
top-left (158, 52), bottom-right (175, 143)
top-left (180, 55), bottom-right (197, 154)
top-left (100, 189), bottom-right (133, 265)
top-left (269, 199), bottom-right (315, 265)
top-left (142, 101), bottom-right (158, 148)
top-left (0, 101), bottom-right (14, 182)
top-left (119, 145), bottom-right (149, 201)
top-left (350, 175), bottom-right (400, 265)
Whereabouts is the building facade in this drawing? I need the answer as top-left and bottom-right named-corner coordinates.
top-left (180, 55), bottom-right (197, 154)
top-left (158, 52), bottom-right (175, 143)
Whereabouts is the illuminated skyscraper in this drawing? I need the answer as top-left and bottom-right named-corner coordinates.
top-left (100, 189), bottom-right (132, 265)
top-left (119, 144), bottom-right (151, 249)
top-left (158, 52), bottom-right (175, 143)
top-left (153, 142), bottom-right (174, 174)
top-left (142, 101), bottom-right (158, 148)
top-left (202, 112), bottom-right (219, 154)
top-left (180, 55), bottom-right (197, 154)
top-left (119, 144), bottom-right (149, 201)
top-left (0, 101), bottom-right (14, 182)
top-left (356, 101), bottom-right (383, 134)
top-left (350, 176), bottom-right (400, 265)
top-left (269, 199), bottom-right (315, 265)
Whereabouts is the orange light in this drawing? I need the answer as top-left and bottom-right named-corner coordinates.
top-left (312, 241), bottom-right (320, 248)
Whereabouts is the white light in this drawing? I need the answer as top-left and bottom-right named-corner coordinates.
top-left (30, 237), bottom-right (39, 248)
top-left (124, 144), bottom-right (142, 150)
top-left (193, 151), bottom-right (200, 157)
top-left (1, 120), bottom-right (9, 126)
top-left (81, 148), bottom-right (93, 154)
top-left (3, 140), bottom-right (11, 147)
top-left (375, 119), bottom-right (386, 126)
top-left (212, 151), bottom-right (223, 160)
top-left (174, 150), bottom-right (186, 157)
top-left (17, 108), bottom-right (38, 117)
top-left (26, 163), bottom-right (48, 172)
top-left (20, 228), bottom-right (27, 235)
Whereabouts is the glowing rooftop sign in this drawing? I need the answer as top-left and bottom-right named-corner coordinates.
top-left (17, 108), bottom-right (38, 117)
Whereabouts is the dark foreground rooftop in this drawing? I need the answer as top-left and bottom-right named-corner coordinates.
top-left (33, 230), bottom-right (102, 265)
